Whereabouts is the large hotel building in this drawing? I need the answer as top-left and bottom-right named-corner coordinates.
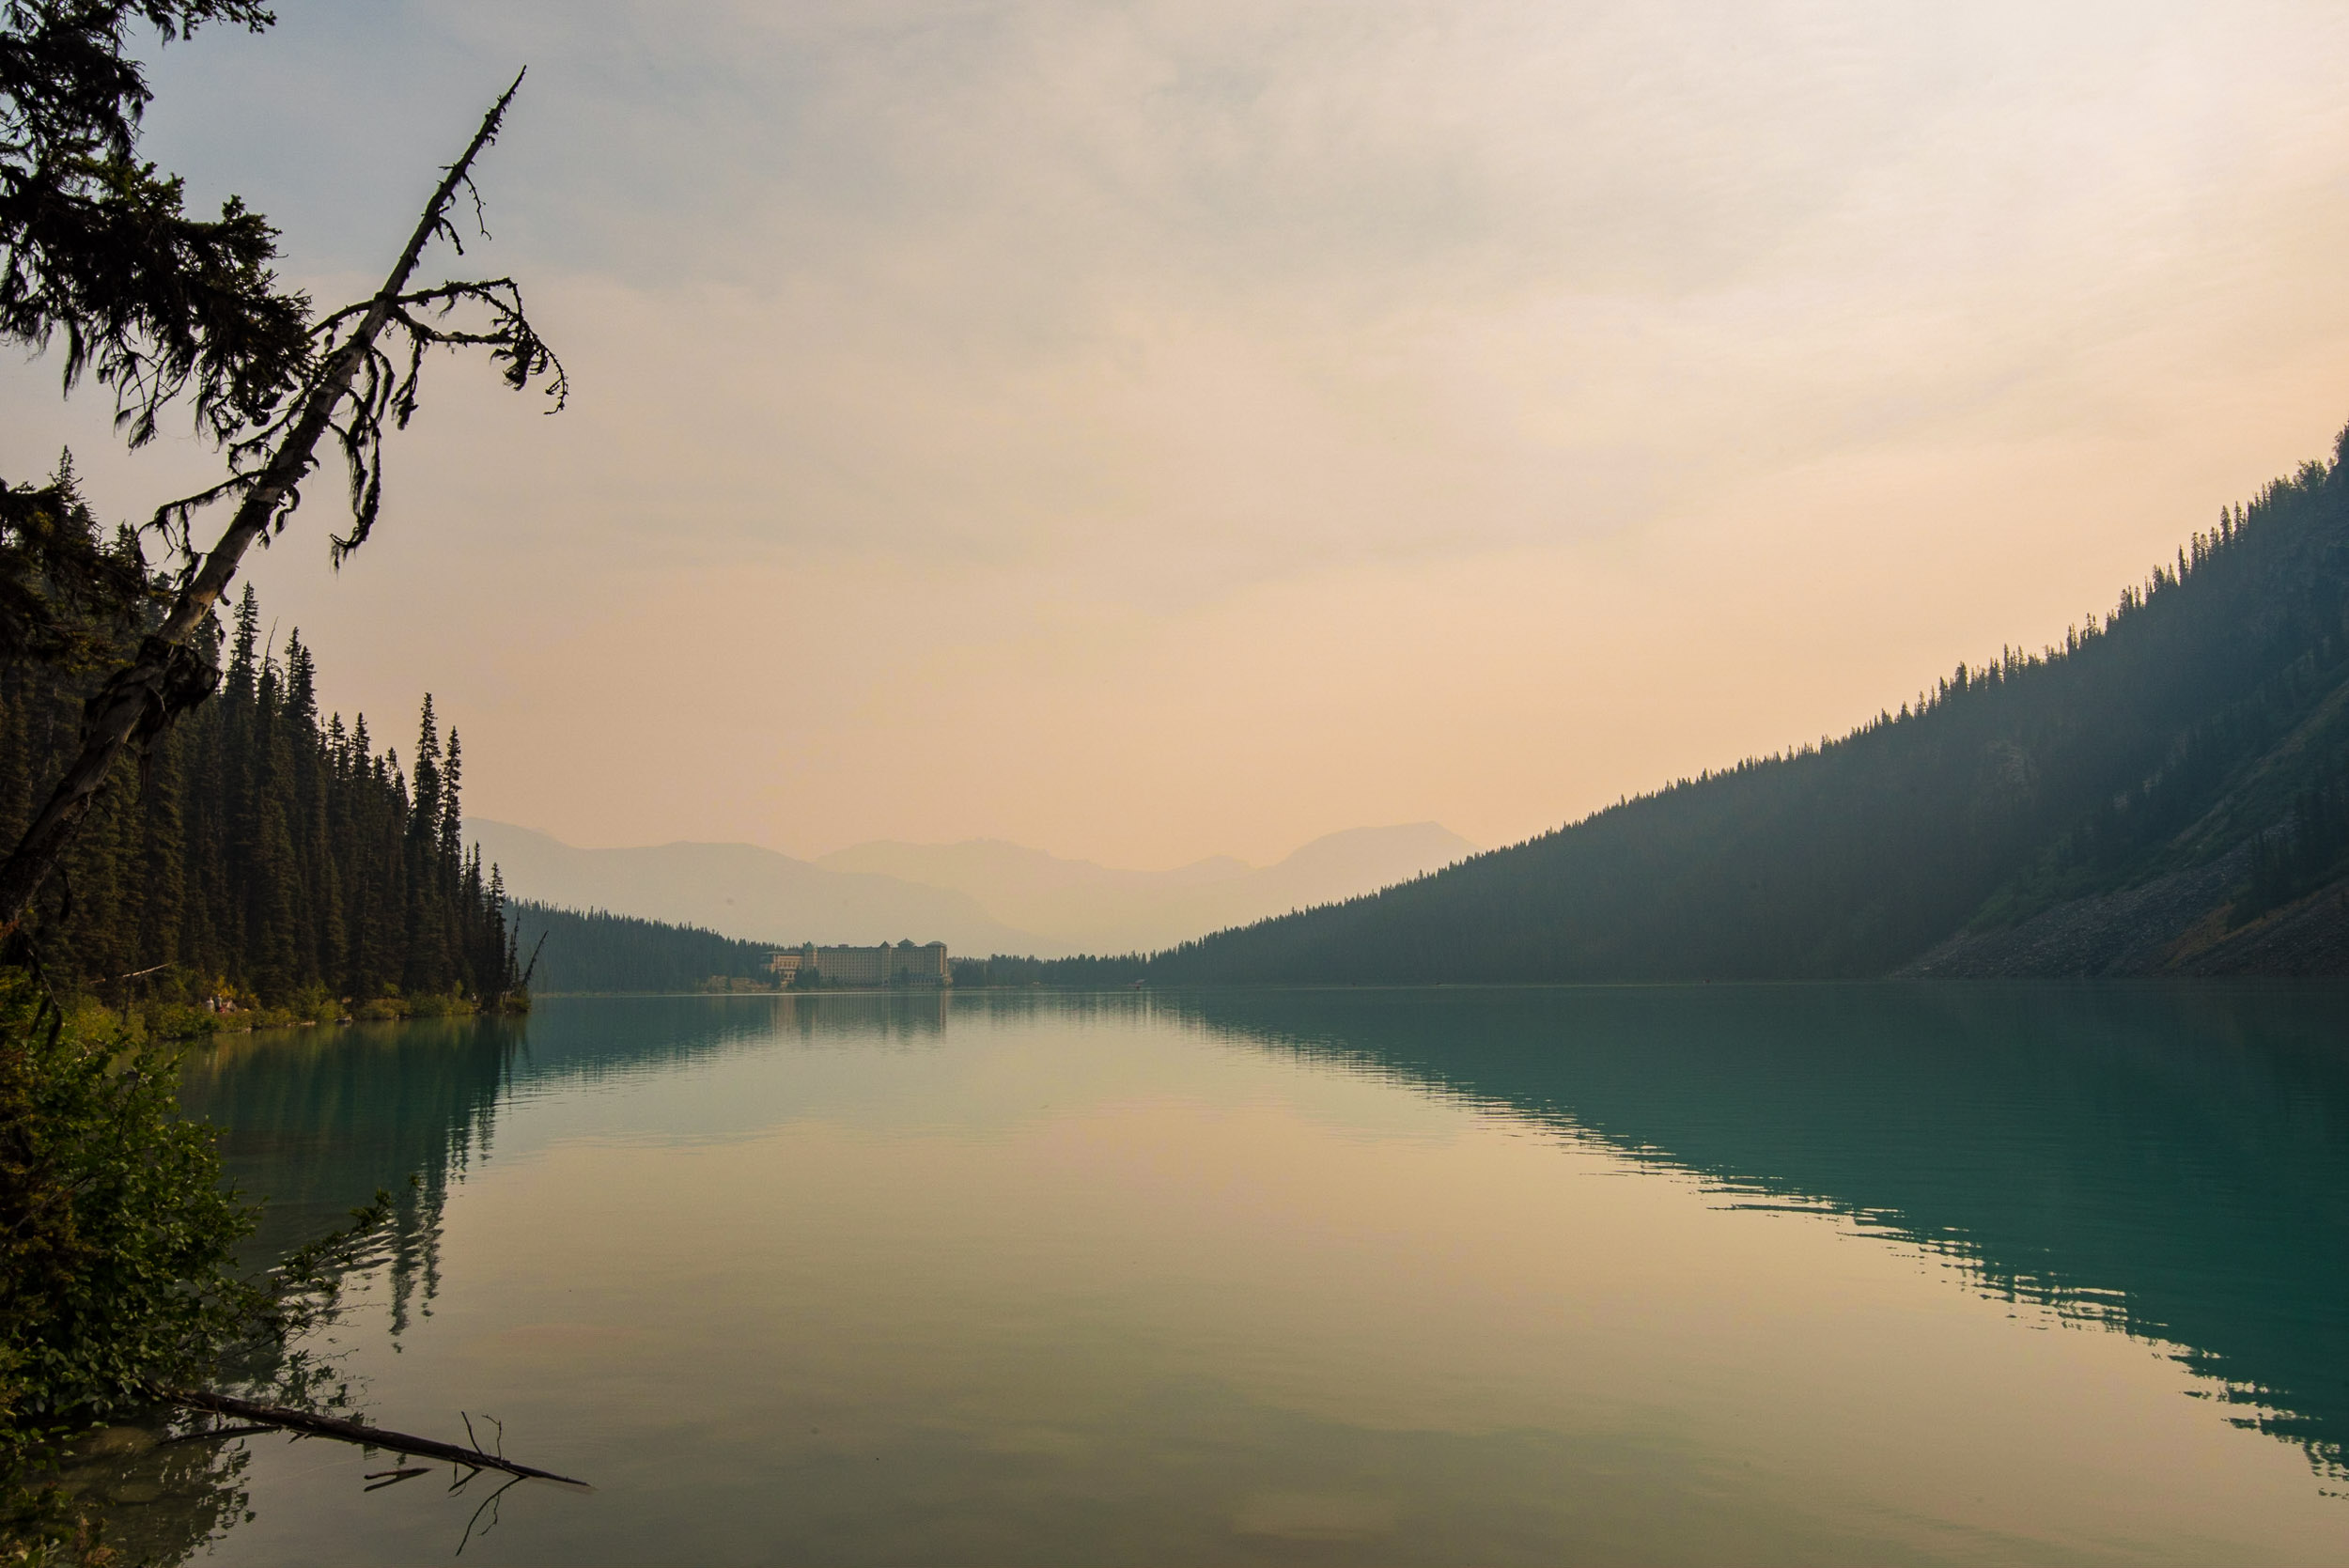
top-left (769, 940), bottom-right (951, 988)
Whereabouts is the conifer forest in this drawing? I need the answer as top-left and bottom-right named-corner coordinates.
top-left (0, 477), bottom-right (518, 1010)
top-left (502, 902), bottom-right (774, 996)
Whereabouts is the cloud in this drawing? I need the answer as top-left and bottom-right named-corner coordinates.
top-left (7, 0), bottom-right (2346, 864)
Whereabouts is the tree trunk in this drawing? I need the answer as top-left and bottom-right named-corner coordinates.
top-left (155, 1386), bottom-right (590, 1488)
top-left (0, 76), bottom-right (524, 935)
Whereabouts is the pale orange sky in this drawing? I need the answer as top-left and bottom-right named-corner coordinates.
top-left (10, 0), bottom-right (2349, 868)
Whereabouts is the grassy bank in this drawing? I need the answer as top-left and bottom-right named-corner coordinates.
top-left (69, 983), bottom-right (527, 1049)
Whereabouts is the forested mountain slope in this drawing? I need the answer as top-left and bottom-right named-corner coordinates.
top-left (1150, 428), bottom-right (2349, 983)
top-left (506, 902), bottom-right (780, 994)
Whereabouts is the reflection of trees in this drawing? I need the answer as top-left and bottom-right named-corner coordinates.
top-left (170, 986), bottom-right (2349, 1541)
top-left (176, 995), bottom-right (962, 1293)
top-left (144, 994), bottom-right (966, 1560)
top-left (179, 1015), bottom-right (525, 1333)
top-left (955, 989), bottom-right (1150, 1032)
top-left (172, 997), bottom-right (964, 1349)
top-left (52, 1425), bottom-right (255, 1567)
top-left (483, 992), bottom-right (954, 1090)
top-left (1159, 983), bottom-right (2349, 1478)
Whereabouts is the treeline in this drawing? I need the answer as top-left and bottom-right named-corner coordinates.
top-left (506, 902), bottom-right (779, 994)
top-left (503, 911), bottom-right (1155, 994)
top-left (1143, 427), bottom-right (2349, 983)
top-left (2241, 755), bottom-right (2349, 924)
top-left (950, 954), bottom-right (1147, 988)
top-left (1, 476), bottom-right (519, 1006)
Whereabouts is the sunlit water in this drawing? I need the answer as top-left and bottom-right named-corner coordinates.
top-left (93, 986), bottom-right (2349, 1562)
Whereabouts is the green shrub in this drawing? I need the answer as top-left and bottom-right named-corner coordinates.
top-left (0, 972), bottom-right (258, 1460)
top-left (1, 968), bottom-right (402, 1562)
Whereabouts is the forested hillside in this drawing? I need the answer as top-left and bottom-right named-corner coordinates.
top-left (506, 902), bottom-right (779, 993)
top-left (1150, 428), bottom-right (2349, 983)
top-left (1, 474), bottom-right (519, 1007)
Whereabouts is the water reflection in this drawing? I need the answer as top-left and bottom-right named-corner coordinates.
top-left (170, 979), bottom-right (2349, 1549)
top-left (1157, 983), bottom-right (2349, 1477)
top-left (179, 992), bottom-right (954, 1261)
top-left (48, 1423), bottom-right (254, 1564)
top-left (180, 1014), bottom-right (525, 1332)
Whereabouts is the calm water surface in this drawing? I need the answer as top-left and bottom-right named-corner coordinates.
top-left (114, 986), bottom-right (2349, 1563)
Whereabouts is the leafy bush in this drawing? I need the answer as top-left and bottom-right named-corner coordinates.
top-left (1, 968), bottom-right (400, 1562)
top-left (0, 971), bottom-right (258, 1460)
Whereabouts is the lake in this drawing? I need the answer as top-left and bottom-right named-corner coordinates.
top-left (99, 985), bottom-right (2349, 1563)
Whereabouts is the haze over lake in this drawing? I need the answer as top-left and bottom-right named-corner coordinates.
top-left (15, 7), bottom-right (2349, 1568)
top-left (108, 986), bottom-right (2349, 1565)
top-left (465, 818), bottom-right (1479, 958)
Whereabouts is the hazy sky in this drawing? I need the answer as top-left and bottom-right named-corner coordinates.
top-left (10, 0), bottom-right (2349, 867)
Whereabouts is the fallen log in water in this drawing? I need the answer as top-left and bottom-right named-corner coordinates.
top-left (151, 1388), bottom-right (592, 1489)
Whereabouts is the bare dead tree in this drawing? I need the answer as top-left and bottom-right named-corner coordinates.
top-left (0, 70), bottom-right (565, 933)
top-left (154, 1387), bottom-right (591, 1489)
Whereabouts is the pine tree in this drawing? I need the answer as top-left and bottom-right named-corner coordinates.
top-left (0, 575), bottom-right (518, 1005)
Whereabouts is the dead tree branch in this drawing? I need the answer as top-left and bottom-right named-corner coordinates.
top-left (153, 1388), bottom-right (592, 1489)
top-left (0, 70), bottom-right (563, 932)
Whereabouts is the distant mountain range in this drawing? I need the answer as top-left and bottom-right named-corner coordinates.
top-left (466, 819), bottom-right (1476, 958)
top-left (817, 824), bottom-right (1476, 955)
top-left (464, 821), bottom-right (1035, 955)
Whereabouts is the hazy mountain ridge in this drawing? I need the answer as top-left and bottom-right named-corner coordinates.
top-left (818, 823), bottom-right (1477, 954)
top-left (1144, 429), bottom-right (2349, 983)
top-left (465, 820), bottom-right (1048, 956)
top-left (470, 819), bottom-right (1477, 961)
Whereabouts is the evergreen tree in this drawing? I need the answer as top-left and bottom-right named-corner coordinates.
top-left (0, 566), bottom-right (520, 1005)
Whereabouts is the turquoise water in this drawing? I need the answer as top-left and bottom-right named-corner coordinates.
top-left (111, 986), bottom-right (2349, 1562)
